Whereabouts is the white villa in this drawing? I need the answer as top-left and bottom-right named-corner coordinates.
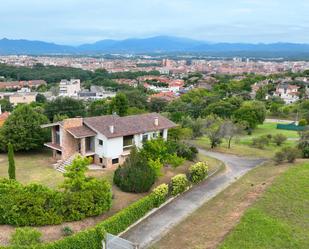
top-left (42, 113), bottom-right (176, 169)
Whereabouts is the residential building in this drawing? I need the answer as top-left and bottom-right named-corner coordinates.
top-left (0, 111), bottom-right (10, 127)
top-left (274, 83), bottom-right (300, 104)
top-left (78, 86), bottom-right (116, 100)
top-left (59, 79), bottom-right (81, 97)
top-left (0, 92), bottom-right (37, 105)
top-left (42, 113), bottom-right (176, 169)
top-left (0, 80), bottom-right (46, 90)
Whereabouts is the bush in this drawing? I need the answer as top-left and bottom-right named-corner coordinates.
top-left (0, 157), bottom-right (112, 226)
top-left (10, 227), bottom-right (42, 246)
top-left (189, 162), bottom-right (209, 184)
top-left (170, 174), bottom-right (189, 196)
top-left (252, 135), bottom-right (270, 149)
top-left (272, 134), bottom-right (287, 146)
top-left (113, 147), bottom-right (156, 193)
top-left (152, 184), bottom-right (169, 207)
top-left (167, 154), bottom-right (185, 168)
top-left (298, 130), bottom-right (309, 158)
top-left (298, 119), bottom-right (307, 126)
top-left (148, 159), bottom-right (163, 178)
top-left (62, 226), bottom-right (74, 237)
top-left (274, 151), bottom-right (286, 164)
top-left (167, 141), bottom-right (198, 161)
top-left (275, 147), bottom-right (299, 164)
top-left (283, 147), bottom-right (299, 163)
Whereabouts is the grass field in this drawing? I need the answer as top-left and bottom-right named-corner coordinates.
top-left (195, 122), bottom-right (300, 158)
top-left (0, 149), bottom-right (64, 188)
top-left (152, 161), bottom-right (309, 249)
top-left (219, 162), bottom-right (309, 249)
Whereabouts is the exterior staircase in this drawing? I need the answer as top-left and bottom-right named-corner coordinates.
top-left (55, 153), bottom-right (79, 173)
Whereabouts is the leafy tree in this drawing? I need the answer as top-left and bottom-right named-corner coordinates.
top-left (35, 93), bottom-right (47, 104)
top-left (203, 115), bottom-right (224, 148)
top-left (168, 127), bottom-right (193, 141)
top-left (7, 143), bottom-right (15, 179)
top-left (53, 114), bottom-right (69, 122)
top-left (88, 99), bottom-right (110, 117)
top-left (123, 89), bottom-right (148, 109)
top-left (44, 97), bottom-right (85, 120)
top-left (0, 99), bottom-right (13, 112)
top-left (255, 86), bottom-right (267, 101)
top-left (298, 130), bottom-right (309, 158)
top-left (181, 116), bottom-right (204, 138)
top-left (110, 93), bottom-right (128, 116)
top-left (233, 101), bottom-right (266, 129)
top-left (204, 97), bottom-right (242, 118)
top-left (149, 98), bottom-right (168, 113)
top-left (113, 147), bottom-right (156, 193)
top-left (221, 120), bottom-right (244, 149)
top-left (62, 156), bottom-right (92, 192)
top-left (0, 105), bottom-right (49, 151)
top-left (298, 119), bottom-right (307, 126)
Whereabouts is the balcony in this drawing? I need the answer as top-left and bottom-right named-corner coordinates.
top-left (123, 135), bottom-right (134, 151)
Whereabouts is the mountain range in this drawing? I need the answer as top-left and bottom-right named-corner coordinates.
top-left (1, 36), bottom-right (309, 57)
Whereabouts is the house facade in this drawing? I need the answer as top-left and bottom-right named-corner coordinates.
top-left (273, 83), bottom-right (300, 104)
top-left (59, 79), bottom-right (81, 97)
top-left (42, 113), bottom-right (176, 168)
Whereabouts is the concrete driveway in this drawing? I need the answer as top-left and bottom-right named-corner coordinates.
top-left (121, 148), bottom-right (266, 248)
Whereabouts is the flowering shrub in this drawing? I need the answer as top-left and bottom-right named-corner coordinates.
top-left (152, 184), bottom-right (169, 207)
top-left (189, 162), bottom-right (209, 184)
top-left (170, 174), bottom-right (190, 196)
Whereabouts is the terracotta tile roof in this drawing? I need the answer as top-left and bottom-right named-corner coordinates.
top-left (66, 125), bottom-right (97, 138)
top-left (44, 142), bottom-right (62, 151)
top-left (0, 112), bottom-right (10, 126)
top-left (84, 113), bottom-right (177, 138)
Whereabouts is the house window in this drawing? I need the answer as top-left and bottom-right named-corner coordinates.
top-left (123, 135), bottom-right (134, 146)
top-left (98, 139), bottom-right (103, 146)
top-left (99, 157), bottom-right (103, 164)
top-left (112, 158), bottom-right (119, 164)
top-left (153, 132), bottom-right (158, 138)
top-left (142, 134), bottom-right (148, 143)
top-left (160, 130), bottom-right (164, 137)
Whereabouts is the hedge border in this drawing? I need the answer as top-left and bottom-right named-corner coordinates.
top-left (1, 161), bottom-right (220, 249)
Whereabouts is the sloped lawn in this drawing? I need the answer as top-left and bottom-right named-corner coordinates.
top-left (219, 162), bottom-right (309, 249)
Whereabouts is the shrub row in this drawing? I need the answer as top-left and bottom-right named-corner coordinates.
top-left (2, 162), bottom-right (209, 249)
top-left (0, 178), bottom-right (112, 226)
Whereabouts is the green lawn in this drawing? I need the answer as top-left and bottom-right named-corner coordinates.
top-left (195, 122), bottom-right (300, 158)
top-left (0, 149), bottom-right (64, 188)
top-left (219, 162), bottom-right (309, 249)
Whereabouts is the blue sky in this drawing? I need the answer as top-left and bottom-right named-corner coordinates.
top-left (1, 0), bottom-right (308, 45)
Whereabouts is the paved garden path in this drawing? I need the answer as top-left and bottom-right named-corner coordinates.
top-left (121, 149), bottom-right (266, 248)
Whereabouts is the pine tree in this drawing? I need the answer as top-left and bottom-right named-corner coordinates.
top-left (7, 143), bottom-right (16, 180)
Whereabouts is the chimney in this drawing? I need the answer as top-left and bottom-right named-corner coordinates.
top-left (154, 117), bottom-right (159, 126)
top-left (109, 125), bottom-right (114, 134)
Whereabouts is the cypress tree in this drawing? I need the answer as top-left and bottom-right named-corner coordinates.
top-left (7, 143), bottom-right (16, 180)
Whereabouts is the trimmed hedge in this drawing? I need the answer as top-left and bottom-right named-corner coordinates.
top-left (1, 159), bottom-right (212, 249)
top-left (0, 178), bottom-right (112, 226)
top-left (0, 226), bottom-right (104, 249)
top-left (152, 184), bottom-right (169, 207)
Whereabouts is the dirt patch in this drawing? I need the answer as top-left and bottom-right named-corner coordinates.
top-left (152, 164), bottom-right (289, 249)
